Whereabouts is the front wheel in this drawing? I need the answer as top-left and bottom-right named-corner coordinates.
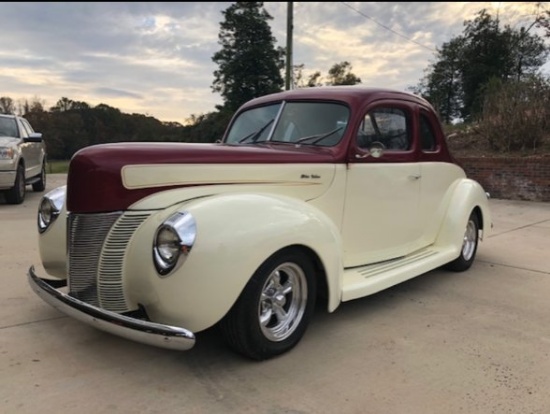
top-left (445, 211), bottom-right (480, 272)
top-left (220, 249), bottom-right (317, 360)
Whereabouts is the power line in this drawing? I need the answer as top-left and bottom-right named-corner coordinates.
top-left (340, 2), bottom-right (436, 52)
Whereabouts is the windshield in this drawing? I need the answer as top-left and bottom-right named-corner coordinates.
top-left (225, 101), bottom-right (350, 146)
top-left (0, 117), bottom-right (18, 137)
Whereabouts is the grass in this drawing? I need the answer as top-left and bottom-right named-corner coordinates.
top-left (47, 160), bottom-right (70, 174)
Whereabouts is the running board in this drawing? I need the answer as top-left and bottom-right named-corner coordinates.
top-left (341, 246), bottom-right (459, 302)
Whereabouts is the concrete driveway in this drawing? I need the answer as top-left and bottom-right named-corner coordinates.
top-left (1, 174), bottom-right (549, 414)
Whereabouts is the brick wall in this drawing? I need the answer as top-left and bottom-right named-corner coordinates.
top-left (457, 157), bottom-right (550, 202)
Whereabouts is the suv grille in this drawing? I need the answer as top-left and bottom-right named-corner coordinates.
top-left (67, 211), bottom-right (152, 312)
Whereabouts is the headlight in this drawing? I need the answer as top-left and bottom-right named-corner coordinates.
top-left (0, 147), bottom-right (14, 160)
top-left (38, 186), bottom-right (66, 233)
top-left (153, 211), bottom-right (196, 276)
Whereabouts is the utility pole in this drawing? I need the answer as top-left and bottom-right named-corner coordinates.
top-left (285, 1), bottom-right (293, 90)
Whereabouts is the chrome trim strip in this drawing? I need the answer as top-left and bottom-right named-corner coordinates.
top-left (28, 266), bottom-right (195, 351)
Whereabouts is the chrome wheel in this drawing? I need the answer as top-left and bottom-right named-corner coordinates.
top-left (220, 249), bottom-right (316, 360)
top-left (258, 262), bottom-right (307, 342)
top-left (461, 219), bottom-right (478, 261)
top-left (445, 211), bottom-right (480, 272)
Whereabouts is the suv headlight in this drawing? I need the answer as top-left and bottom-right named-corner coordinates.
top-left (153, 211), bottom-right (196, 276)
top-left (38, 186), bottom-right (66, 233)
top-left (0, 147), bottom-right (14, 160)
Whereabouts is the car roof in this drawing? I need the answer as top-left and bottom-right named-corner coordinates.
top-left (238, 85), bottom-right (433, 110)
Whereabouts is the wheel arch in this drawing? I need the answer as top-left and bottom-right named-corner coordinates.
top-left (435, 178), bottom-right (491, 252)
top-left (185, 192), bottom-right (344, 316)
top-left (268, 244), bottom-right (330, 312)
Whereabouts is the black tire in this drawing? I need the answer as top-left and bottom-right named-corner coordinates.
top-left (445, 211), bottom-right (479, 272)
top-left (32, 162), bottom-right (46, 192)
top-left (220, 249), bottom-right (317, 360)
top-left (5, 164), bottom-right (25, 204)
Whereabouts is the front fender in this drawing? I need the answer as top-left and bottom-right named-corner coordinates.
top-left (38, 186), bottom-right (68, 279)
top-left (435, 178), bottom-right (492, 252)
top-left (125, 192), bottom-right (343, 333)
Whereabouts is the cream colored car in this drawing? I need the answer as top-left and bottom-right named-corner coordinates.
top-left (28, 86), bottom-right (491, 360)
top-left (0, 114), bottom-right (47, 204)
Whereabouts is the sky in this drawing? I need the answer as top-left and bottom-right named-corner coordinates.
top-left (1, 2), bottom-right (548, 125)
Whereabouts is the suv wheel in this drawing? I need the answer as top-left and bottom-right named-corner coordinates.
top-left (32, 162), bottom-right (47, 192)
top-left (5, 164), bottom-right (26, 204)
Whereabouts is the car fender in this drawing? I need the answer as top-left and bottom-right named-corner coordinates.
top-left (125, 192), bottom-right (344, 332)
top-left (435, 178), bottom-right (492, 253)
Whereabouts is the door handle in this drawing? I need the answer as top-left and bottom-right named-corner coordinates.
top-left (408, 174), bottom-right (421, 180)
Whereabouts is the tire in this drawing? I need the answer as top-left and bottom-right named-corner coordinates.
top-left (445, 211), bottom-right (479, 272)
top-left (32, 162), bottom-right (46, 192)
top-left (220, 249), bottom-right (317, 360)
top-left (5, 164), bottom-right (25, 204)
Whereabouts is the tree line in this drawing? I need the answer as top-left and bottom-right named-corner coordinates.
top-left (1, 2), bottom-right (549, 159)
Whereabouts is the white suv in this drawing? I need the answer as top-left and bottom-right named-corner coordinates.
top-left (0, 114), bottom-right (47, 204)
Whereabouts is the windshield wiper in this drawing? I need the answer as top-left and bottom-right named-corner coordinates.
top-left (238, 118), bottom-right (275, 144)
top-left (294, 126), bottom-right (343, 145)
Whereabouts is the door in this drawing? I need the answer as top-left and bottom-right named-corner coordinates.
top-left (341, 102), bottom-right (422, 267)
top-left (18, 117), bottom-right (42, 177)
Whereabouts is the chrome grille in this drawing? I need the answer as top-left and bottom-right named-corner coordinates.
top-left (98, 212), bottom-right (152, 312)
top-left (68, 212), bottom-right (122, 307)
top-left (68, 211), bottom-right (152, 312)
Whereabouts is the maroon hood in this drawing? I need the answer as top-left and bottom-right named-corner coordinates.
top-left (66, 142), bottom-right (339, 213)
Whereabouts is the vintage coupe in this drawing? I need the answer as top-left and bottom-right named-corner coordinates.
top-left (29, 86), bottom-right (491, 360)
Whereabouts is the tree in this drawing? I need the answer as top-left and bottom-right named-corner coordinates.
top-left (0, 97), bottom-right (16, 114)
top-left (414, 8), bottom-right (548, 122)
top-left (51, 97), bottom-right (76, 112)
top-left (293, 61), bottom-right (361, 88)
top-left (327, 61), bottom-right (362, 85)
top-left (19, 96), bottom-right (47, 115)
top-left (212, 2), bottom-right (285, 113)
top-left (411, 37), bottom-right (464, 123)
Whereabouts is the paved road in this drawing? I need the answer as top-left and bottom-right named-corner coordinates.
top-left (1, 174), bottom-right (549, 414)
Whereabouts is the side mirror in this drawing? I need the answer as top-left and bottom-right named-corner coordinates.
top-left (369, 142), bottom-right (385, 158)
top-left (355, 141), bottom-right (385, 159)
top-left (24, 132), bottom-right (43, 143)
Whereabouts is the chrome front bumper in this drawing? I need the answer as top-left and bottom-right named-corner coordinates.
top-left (28, 266), bottom-right (196, 351)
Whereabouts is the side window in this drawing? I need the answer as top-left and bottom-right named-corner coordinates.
top-left (419, 113), bottom-right (436, 151)
top-left (357, 107), bottom-right (411, 151)
top-left (22, 119), bottom-right (35, 134)
top-left (17, 118), bottom-right (29, 138)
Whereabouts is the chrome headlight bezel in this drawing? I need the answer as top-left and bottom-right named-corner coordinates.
top-left (38, 186), bottom-right (66, 233)
top-left (153, 211), bottom-right (196, 276)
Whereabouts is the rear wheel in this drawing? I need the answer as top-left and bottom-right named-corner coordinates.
top-left (32, 162), bottom-right (46, 192)
top-left (5, 164), bottom-right (25, 204)
top-left (220, 249), bottom-right (317, 360)
top-left (445, 211), bottom-right (479, 272)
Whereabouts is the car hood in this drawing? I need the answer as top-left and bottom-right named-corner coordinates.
top-left (67, 142), bottom-right (339, 213)
top-left (0, 136), bottom-right (19, 146)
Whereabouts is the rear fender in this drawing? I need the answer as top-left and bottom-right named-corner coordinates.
top-left (435, 178), bottom-right (491, 252)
